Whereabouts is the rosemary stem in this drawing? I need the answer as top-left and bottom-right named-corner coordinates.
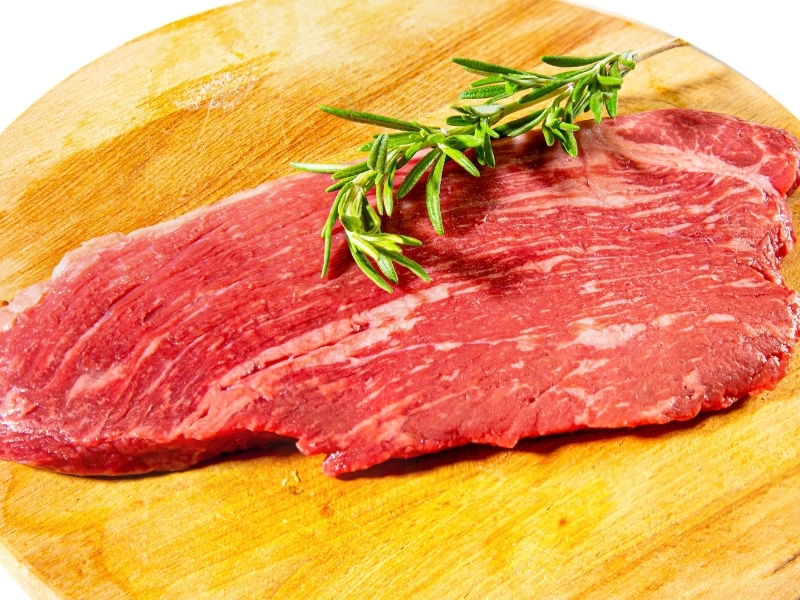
top-left (634, 37), bottom-right (689, 63)
top-left (299, 40), bottom-right (691, 291)
top-left (464, 38), bottom-right (688, 128)
top-left (500, 85), bottom-right (576, 119)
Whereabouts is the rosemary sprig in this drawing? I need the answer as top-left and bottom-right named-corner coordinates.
top-left (292, 37), bottom-right (688, 291)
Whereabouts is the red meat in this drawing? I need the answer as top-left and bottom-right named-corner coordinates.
top-left (0, 109), bottom-right (798, 476)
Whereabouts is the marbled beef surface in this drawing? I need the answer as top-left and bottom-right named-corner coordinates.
top-left (1, 109), bottom-right (798, 476)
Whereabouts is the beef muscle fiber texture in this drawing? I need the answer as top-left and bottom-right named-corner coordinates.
top-left (1, 109), bottom-right (799, 477)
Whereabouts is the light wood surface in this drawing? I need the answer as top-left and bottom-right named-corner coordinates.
top-left (1, 1), bottom-right (799, 598)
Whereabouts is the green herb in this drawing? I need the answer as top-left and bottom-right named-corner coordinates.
top-left (292, 38), bottom-right (688, 291)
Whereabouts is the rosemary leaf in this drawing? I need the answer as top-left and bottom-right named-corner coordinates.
top-left (590, 90), bottom-right (604, 122)
top-left (376, 253), bottom-right (399, 284)
top-left (385, 132), bottom-right (423, 148)
top-left (340, 214), bottom-right (365, 233)
top-left (321, 231), bottom-right (334, 277)
top-left (560, 127), bottom-right (578, 157)
top-left (541, 52), bottom-right (614, 67)
top-left (441, 146), bottom-right (480, 177)
top-left (375, 173), bottom-right (385, 215)
top-left (347, 240), bottom-right (393, 292)
top-left (446, 115), bottom-right (477, 126)
top-left (518, 80), bottom-right (567, 105)
top-left (394, 234), bottom-right (423, 247)
top-left (446, 134), bottom-right (484, 148)
top-left (542, 124), bottom-right (555, 146)
top-left (291, 162), bottom-right (352, 174)
top-left (332, 162), bottom-right (370, 180)
top-left (383, 172), bottom-right (395, 216)
top-left (320, 105), bottom-right (419, 132)
top-left (404, 140), bottom-right (426, 160)
top-left (382, 250), bottom-right (431, 282)
top-left (605, 89), bottom-right (619, 118)
top-left (362, 199), bottom-right (382, 233)
top-left (460, 85), bottom-right (509, 100)
top-left (397, 148), bottom-right (442, 199)
top-left (550, 126), bottom-right (568, 145)
top-left (470, 75), bottom-right (507, 87)
top-left (597, 74), bottom-right (623, 87)
top-left (451, 57), bottom-right (529, 76)
top-left (367, 133), bottom-right (389, 172)
top-left (549, 64), bottom-right (596, 79)
top-left (425, 151), bottom-right (447, 235)
top-left (493, 116), bottom-right (528, 136)
top-left (321, 186), bottom-right (347, 239)
top-left (326, 177), bottom-right (355, 193)
top-left (503, 110), bottom-right (547, 137)
top-left (466, 104), bottom-right (504, 119)
top-left (482, 130), bottom-right (495, 167)
top-left (348, 233), bottom-right (380, 261)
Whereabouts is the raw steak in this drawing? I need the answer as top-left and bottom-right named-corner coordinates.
top-left (0, 109), bottom-right (798, 477)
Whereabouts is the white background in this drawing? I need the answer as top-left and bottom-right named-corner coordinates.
top-left (0, 2), bottom-right (798, 598)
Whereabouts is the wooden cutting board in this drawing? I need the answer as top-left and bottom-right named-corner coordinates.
top-left (1, 1), bottom-right (800, 598)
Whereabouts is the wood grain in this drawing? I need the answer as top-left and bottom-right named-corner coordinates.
top-left (1, 1), bottom-right (800, 598)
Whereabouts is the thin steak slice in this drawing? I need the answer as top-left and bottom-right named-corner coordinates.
top-left (0, 109), bottom-right (798, 476)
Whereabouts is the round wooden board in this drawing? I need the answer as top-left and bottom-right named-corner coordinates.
top-left (1, 1), bottom-right (800, 598)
